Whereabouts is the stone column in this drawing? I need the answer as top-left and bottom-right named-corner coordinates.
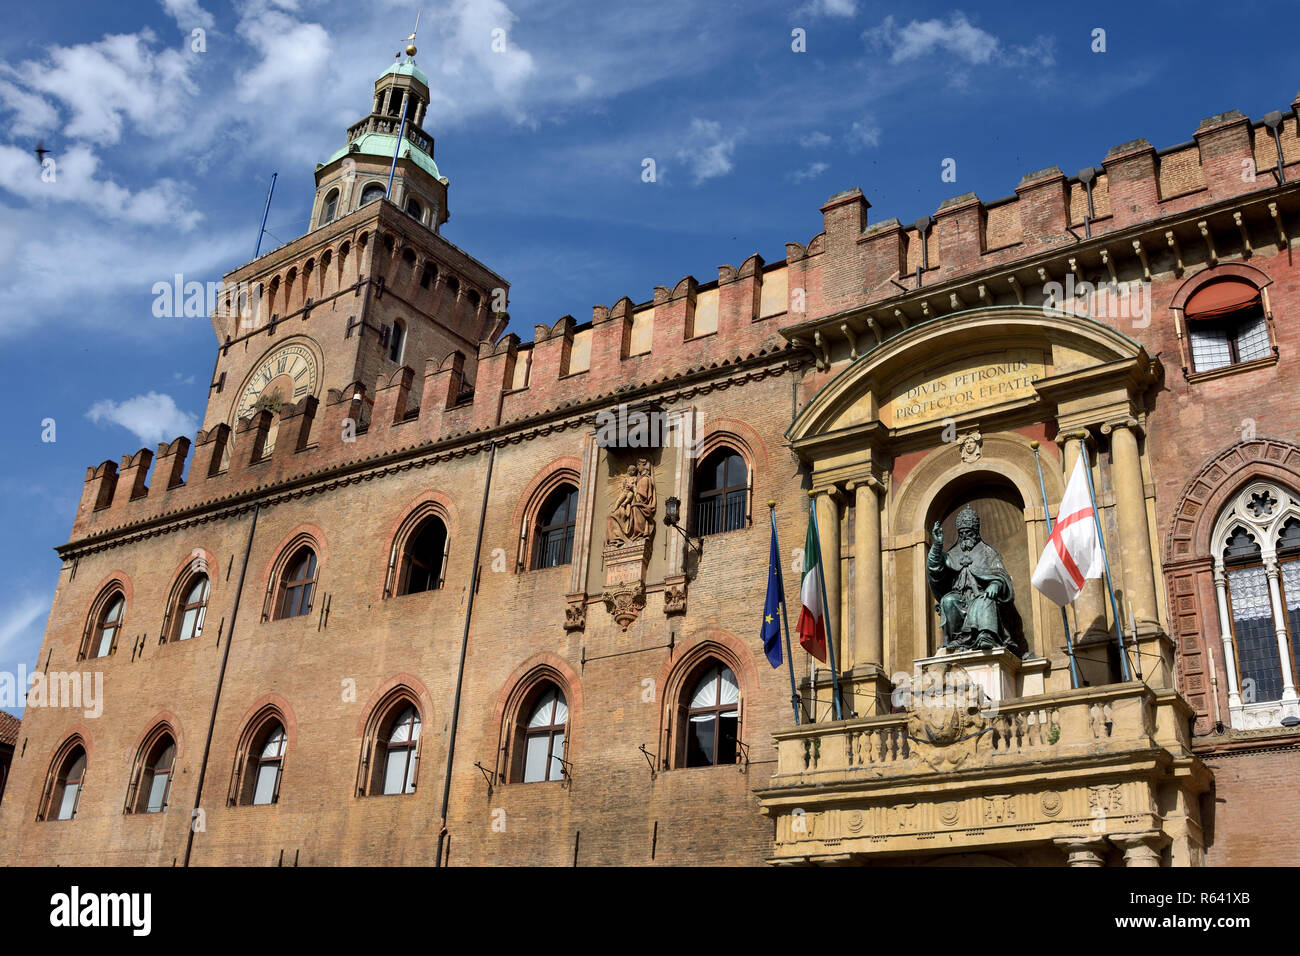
top-left (1112, 831), bottom-right (1168, 867)
top-left (1264, 558), bottom-right (1298, 700)
top-left (851, 478), bottom-right (883, 667)
top-left (1103, 419), bottom-right (1159, 626)
top-left (1059, 433), bottom-right (1109, 640)
top-left (1053, 837), bottom-right (1108, 867)
top-left (812, 487), bottom-right (843, 672)
top-left (1212, 564), bottom-right (1244, 709)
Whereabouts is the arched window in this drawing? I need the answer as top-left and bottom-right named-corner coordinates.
top-left (84, 589), bottom-right (125, 659)
top-left (127, 732), bottom-right (175, 814)
top-left (360, 183), bottom-right (385, 206)
top-left (683, 662), bottom-right (739, 767)
top-left (694, 447), bottom-right (750, 535)
top-left (519, 685), bottom-right (568, 783)
top-left (420, 263), bottom-right (436, 289)
top-left (230, 711), bottom-right (289, 806)
top-left (398, 516), bottom-right (448, 595)
top-left (377, 704), bottom-right (420, 795)
top-left (43, 743), bottom-right (86, 821)
top-left (173, 574), bottom-right (209, 641)
top-left (1185, 278), bottom-right (1272, 372)
top-left (388, 319), bottom-right (406, 363)
top-left (405, 198), bottom-right (422, 221)
top-left (1211, 482), bottom-right (1300, 726)
top-left (249, 723), bottom-right (286, 805)
top-left (276, 547), bottom-right (318, 620)
top-left (532, 485), bottom-right (579, 569)
top-left (321, 189), bottom-right (339, 225)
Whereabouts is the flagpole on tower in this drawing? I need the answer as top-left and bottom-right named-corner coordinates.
top-left (1031, 441), bottom-right (1081, 689)
top-left (1075, 436), bottom-right (1133, 682)
top-left (809, 495), bottom-right (844, 720)
top-left (769, 503), bottom-right (802, 725)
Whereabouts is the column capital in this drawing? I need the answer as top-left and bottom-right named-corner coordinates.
top-left (809, 485), bottom-right (844, 502)
top-left (847, 475), bottom-right (885, 496)
top-left (1110, 830), bottom-right (1169, 867)
top-left (1052, 836), bottom-right (1108, 867)
top-left (1054, 428), bottom-right (1094, 450)
top-left (1100, 416), bottom-right (1144, 438)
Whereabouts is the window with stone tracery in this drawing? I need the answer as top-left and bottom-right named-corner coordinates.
top-left (1210, 481), bottom-right (1300, 728)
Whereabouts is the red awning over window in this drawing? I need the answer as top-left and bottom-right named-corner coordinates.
top-left (1184, 279), bottom-right (1261, 320)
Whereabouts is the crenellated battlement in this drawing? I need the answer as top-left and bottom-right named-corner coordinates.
top-left (68, 90), bottom-right (1300, 546)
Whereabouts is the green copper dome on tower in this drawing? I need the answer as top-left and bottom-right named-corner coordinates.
top-left (380, 58), bottom-right (430, 87)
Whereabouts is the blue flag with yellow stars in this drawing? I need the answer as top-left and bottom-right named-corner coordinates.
top-left (761, 514), bottom-right (783, 668)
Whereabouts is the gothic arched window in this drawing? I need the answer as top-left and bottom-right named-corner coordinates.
top-left (683, 662), bottom-right (740, 767)
top-left (1211, 482), bottom-right (1300, 727)
top-left (276, 546), bottom-right (318, 620)
top-left (693, 447), bottom-right (750, 535)
top-left (532, 485), bottom-right (579, 570)
top-left (519, 685), bottom-right (568, 783)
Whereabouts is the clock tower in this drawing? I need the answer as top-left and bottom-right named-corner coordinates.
top-left (203, 43), bottom-right (509, 458)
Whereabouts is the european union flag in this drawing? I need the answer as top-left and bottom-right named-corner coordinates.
top-left (761, 516), bottom-right (784, 668)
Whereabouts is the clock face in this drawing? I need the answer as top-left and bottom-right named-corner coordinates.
top-left (233, 343), bottom-right (320, 456)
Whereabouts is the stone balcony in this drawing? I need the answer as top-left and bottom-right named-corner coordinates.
top-left (755, 681), bottom-right (1210, 866)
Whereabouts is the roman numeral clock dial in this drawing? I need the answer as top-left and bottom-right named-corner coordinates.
top-left (232, 343), bottom-right (320, 457)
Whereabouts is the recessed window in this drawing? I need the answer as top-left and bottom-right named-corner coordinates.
top-left (45, 744), bottom-right (86, 821)
top-left (521, 686), bottom-right (568, 783)
top-left (381, 705), bottom-right (420, 795)
top-left (276, 547), bottom-right (318, 620)
top-left (360, 184), bottom-right (385, 206)
top-left (389, 320), bottom-right (406, 364)
top-left (387, 88), bottom-right (404, 116)
top-left (1186, 279), bottom-right (1272, 373)
top-left (532, 485), bottom-right (579, 570)
top-left (321, 189), bottom-right (339, 226)
top-left (174, 574), bottom-right (209, 641)
top-left (132, 734), bottom-right (175, 814)
top-left (399, 516), bottom-right (447, 595)
top-left (684, 663), bottom-right (739, 768)
top-left (694, 447), bottom-right (750, 535)
top-left (420, 264), bottom-right (436, 289)
top-left (89, 592), bottom-right (125, 659)
top-left (406, 198), bottom-right (422, 221)
top-left (251, 723), bottom-right (286, 806)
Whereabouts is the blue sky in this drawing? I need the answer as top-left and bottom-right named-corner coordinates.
top-left (1, 0), bottom-right (1297, 715)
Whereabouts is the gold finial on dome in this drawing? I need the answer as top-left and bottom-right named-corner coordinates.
top-left (403, 9), bottom-right (421, 59)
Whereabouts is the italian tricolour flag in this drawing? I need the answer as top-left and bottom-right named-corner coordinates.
top-left (796, 507), bottom-right (828, 662)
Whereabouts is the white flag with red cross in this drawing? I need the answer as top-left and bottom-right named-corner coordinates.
top-left (1032, 454), bottom-right (1106, 606)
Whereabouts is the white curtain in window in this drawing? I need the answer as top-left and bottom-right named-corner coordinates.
top-left (57, 783), bottom-right (80, 820)
top-left (253, 764), bottom-right (278, 805)
top-left (146, 771), bottom-right (169, 812)
top-left (527, 688), bottom-right (566, 727)
top-left (689, 665), bottom-right (739, 711)
top-left (1282, 561), bottom-right (1300, 613)
top-left (523, 734), bottom-right (551, 783)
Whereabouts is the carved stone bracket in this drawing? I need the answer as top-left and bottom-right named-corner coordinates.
top-left (564, 592), bottom-right (587, 632)
top-left (663, 574), bottom-right (688, 615)
top-left (602, 539), bottom-right (651, 631)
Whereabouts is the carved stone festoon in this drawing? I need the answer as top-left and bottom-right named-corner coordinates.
top-left (601, 458), bottom-right (657, 630)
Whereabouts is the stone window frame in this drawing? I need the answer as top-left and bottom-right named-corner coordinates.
top-left (161, 553), bottom-right (214, 644)
top-left (1209, 479), bottom-right (1300, 729)
top-left (355, 687), bottom-right (425, 798)
top-left (691, 435), bottom-right (756, 537)
top-left (514, 463), bottom-right (583, 574)
top-left (384, 500), bottom-right (453, 598)
top-left (261, 530), bottom-right (325, 623)
top-left (79, 579), bottom-right (129, 661)
top-left (228, 703), bottom-right (291, 808)
top-left (658, 637), bottom-right (751, 772)
top-left (37, 733), bottom-right (89, 822)
top-left (1169, 263), bottom-right (1278, 383)
top-left (499, 666), bottom-right (573, 786)
top-left (123, 721), bottom-right (178, 815)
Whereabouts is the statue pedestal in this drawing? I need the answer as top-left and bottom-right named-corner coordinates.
top-left (913, 648), bottom-right (1049, 709)
top-left (601, 539), bottom-right (651, 630)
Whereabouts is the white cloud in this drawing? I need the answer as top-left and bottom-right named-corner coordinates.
top-left (799, 131), bottom-right (832, 148)
top-left (0, 144), bottom-right (202, 230)
top-left (235, 4), bottom-right (333, 105)
top-left (86, 392), bottom-right (199, 447)
top-left (847, 119), bottom-right (881, 151)
top-left (864, 12), bottom-right (1053, 68)
top-left (675, 118), bottom-right (739, 183)
top-left (4, 30), bottom-right (198, 146)
top-left (797, 0), bottom-right (857, 18)
top-left (790, 161), bottom-right (829, 183)
top-left (160, 0), bottom-right (215, 31)
top-left (0, 595), bottom-right (47, 659)
top-left (0, 81), bottom-right (58, 138)
top-left (433, 0), bottom-right (537, 123)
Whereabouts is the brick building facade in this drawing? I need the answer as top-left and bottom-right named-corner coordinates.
top-left (3, 58), bottom-right (1300, 866)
